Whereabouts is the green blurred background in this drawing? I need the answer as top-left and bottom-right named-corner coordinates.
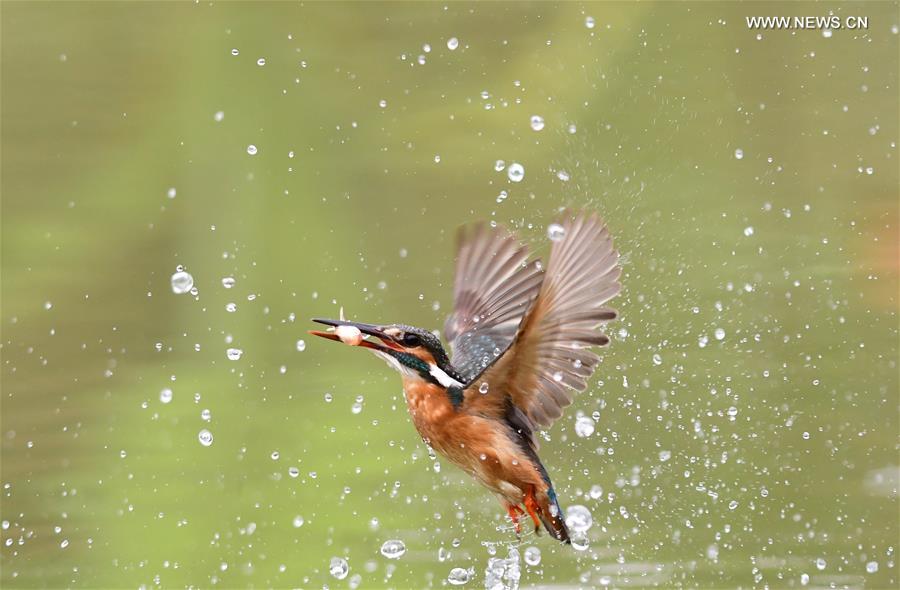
top-left (2, 2), bottom-right (898, 588)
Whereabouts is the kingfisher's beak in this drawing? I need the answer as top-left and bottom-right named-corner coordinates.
top-left (309, 318), bottom-right (403, 351)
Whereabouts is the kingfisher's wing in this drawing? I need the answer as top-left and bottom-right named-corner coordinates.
top-left (443, 223), bottom-right (544, 382)
top-left (464, 212), bottom-right (621, 428)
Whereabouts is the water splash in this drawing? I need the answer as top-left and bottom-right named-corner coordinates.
top-left (484, 546), bottom-right (520, 590)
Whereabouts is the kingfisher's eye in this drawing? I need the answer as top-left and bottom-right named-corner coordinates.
top-left (402, 333), bottom-right (421, 347)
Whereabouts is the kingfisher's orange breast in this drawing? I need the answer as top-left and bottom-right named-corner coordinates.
top-left (400, 378), bottom-right (547, 503)
top-left (401, 379), bottom-right (497, 466)
top-left (401, 380), bottom-right (493, 480)
top-left (401, 379), bottom-right (455, 441)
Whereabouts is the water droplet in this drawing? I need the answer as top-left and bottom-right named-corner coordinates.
top-left (296, 339), bottom-right (306, 352)
top-left (530, 115), bottom-right (545, 131)
top-left (198, 429), bottom-right (214, 447)
top-left (556, 170), bottom-right (570, 182)
top-left (822, 29), bottom-right (833, 38)
top-left (815, 557), bottom-right (826, 571)
top-left (226, 348), bottom-right (243, 360)
top-left (256, 57), bottom-right (266, 66)
top-left (659, 450), bottom-right (671, 462)
top-left (714, 328), bottom-right (726, 340)
top-left (565, 504), bottom-right (593, 532)
top-left (246, 144), bottom-right (258, 155)
top-left (60, 539), bottom-right (69, 549)
top-left (378, 99), bottom-right (387, 109)
top-left (214, 111), bottom-right (224, 122)
top-left (585, 16), bottom-right (596, 29)
top-left (380, 539), bottom-right (406, 559)
top-left (447, 37), bottom-right (459, 50)
top-left (288, 466), bottom-right (299, 478)
top-left (728, 500), bottom-right (738, 510)
top-left (201, 409), bottom-right (211, 421)
top-left (270, 451), bottom-right (280, 461)
top-left (547, 223), bottom-right (566, 241)
top-left (292, 515), bottom-right (304, 528)
top-left (166, 187), bottom-right (177, 199)
top-left (507, 162), bottom-right (525, 182)
top-left (801, 573), bottom-right (810, 585)
top-left (652, 353), bottom-right (662, 366)
top-left (230, 48), bottom-right (239, 56)
top-left (171, 271), bottom-right (194, 294)
top-left (574, 416), bottom-right (595, 438)
top-left (351, 401), bottom-right (363, 414)
top-left (552, 371), bottom-right (564, 382)
top-left (329, 557), bottom-right (349, 580)
top-left (225, 302), bottom-right (237, 313)
top-left (159, 388), bottom-right (173, 404)
top-left (479, 382), bottom-right (489, 394)
top-left (494, 159), bottom-right (506, 172)
top-left (734, 148), bottom-right (744, 160)
top-left (447, 567), bottom-right (471, 585)
top-left (570, 531), bottom-right (589, 550)
top-left (523, 546), bottom-right (541, 565)
top-left (866, 561), bottom-right (879, 573)
top-left (744, 226), bottom-right (754, 237)
top-left (221, 276), bottom-right (235, 288)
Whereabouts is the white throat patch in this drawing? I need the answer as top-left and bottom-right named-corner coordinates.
top-left (428, 363), bottom-right (465, 389)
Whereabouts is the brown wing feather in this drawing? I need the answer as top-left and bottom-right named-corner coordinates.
top-left (464, 211), bottom-right (621, 428)
top-left (443, 223), bottom-right (544, 382)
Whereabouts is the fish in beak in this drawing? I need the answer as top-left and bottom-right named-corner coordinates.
top-left (309, 318), bottom-right (404, 352)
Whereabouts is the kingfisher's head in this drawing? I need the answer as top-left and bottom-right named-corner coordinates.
top-left (309, 318), bottom-right (465, 388)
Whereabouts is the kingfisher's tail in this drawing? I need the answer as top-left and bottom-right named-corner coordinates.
top-left (524, 482), bottom-right (570, 543)
top-left (538, 486), bottom-right (570, 543)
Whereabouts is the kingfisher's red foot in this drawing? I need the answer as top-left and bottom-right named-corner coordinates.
top-left (506, 504), bottom-right (525, 535)
top-left (523, 486), bottom-right (543, 534)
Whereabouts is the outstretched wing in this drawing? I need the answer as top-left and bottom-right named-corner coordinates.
top-left (443, 223), bottom-right (544, 382)
top-left (464, 211), bottom-right (621, 428)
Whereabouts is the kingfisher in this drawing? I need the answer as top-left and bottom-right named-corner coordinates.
top-left (310, 211), bottom-right (621, 543)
